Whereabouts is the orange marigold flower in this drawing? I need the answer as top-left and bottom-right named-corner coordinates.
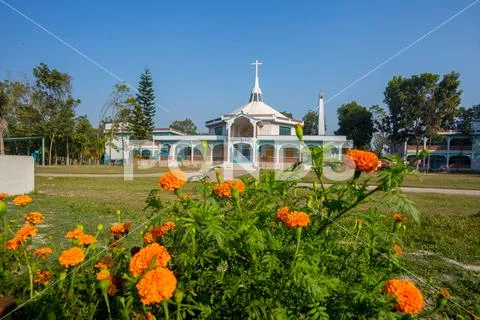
top-left (33, 270), bottom-right (52, 285)
top-left (6, 237), bottom-right (22, 250)
top-left (58, 247), bottom-right (85, 267)
top-left (393, 213), bottom-right (407, 222)
top-left (150, 221), bottom-right (176, 240)
top-left (226, 179), bottom-right (245, 193)
top-left (384, 279), bottom-right (424, 314)
top-left (158, 171), bottom-right (187, 191)
top-left (34, 247), bottom-right (53, 258)
top-left (284, 211), bottom-right (311, 228)
top-left (145, 312), bottom-right (156, 320)
top-left (96, 268), bottom-right (111, 281)
top-left (24, 212), bottom-right (45, 225)
top-left (439, 288), bottom-right (451, 298)
top-left (13, 195), bottom-right (33, 206)
top-left (78, 233), bottom-right (96, 246)
top-left (136, 267), bottom-right (177, 305)
top-left (276, 207), bottom-right (291, 222)
top-left (16, 225), bottom-right (38, 241)
top-left (110, 222), bottom-right (132, 238)
top-left (143, 231), bottom-right (155, 245)
top-left (214, 182), bottom-right (232, 198)
top-left (346, 149), bottom-right (380, 173)
top-left (129, 243), bottom-right (171, 277)
top-left (65, 227), bottom-right (84, 239)
top-left (0, 193), bottom-right (8, 200)
top-left (394, 244), bottom-right (403, 255)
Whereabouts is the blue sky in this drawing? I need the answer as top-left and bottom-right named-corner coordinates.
top-left (1, 0), bottom-right (479, 133)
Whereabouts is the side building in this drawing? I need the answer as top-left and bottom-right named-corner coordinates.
top-left (405, 119), bottom-right (480, 172)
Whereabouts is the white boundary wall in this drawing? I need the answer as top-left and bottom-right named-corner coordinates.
top-left (0, 156), bottom-right (34, 195)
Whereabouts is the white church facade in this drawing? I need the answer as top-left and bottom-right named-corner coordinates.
top-left (105, 61), bottom-right (349, 168)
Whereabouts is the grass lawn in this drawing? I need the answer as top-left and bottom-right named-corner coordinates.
top-left (6, 176), bottom-right (480, 313)
top-left (35, 164), bottom-right (198, 175)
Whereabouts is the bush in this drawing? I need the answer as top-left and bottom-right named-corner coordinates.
top-left (0, 148), bottom-right (460, 319)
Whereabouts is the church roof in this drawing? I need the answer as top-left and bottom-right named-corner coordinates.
top-left (230, 101), bottom-right (287, 118)
top-left (230, 60), bottom-right (286, 118)
top-left (206, 60), bottom-right (302, 126)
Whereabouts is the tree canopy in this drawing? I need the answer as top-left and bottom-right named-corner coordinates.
top-left (133, 68), bottom-right (156, 139)
top-left (383, 72), bottom-right (462, 152)
top-left (170, 119), bottom-right (197, 135)
top-left (302, 110), bottom-right (318, 135)
top-left (335, 101), bottom-right (374, 149)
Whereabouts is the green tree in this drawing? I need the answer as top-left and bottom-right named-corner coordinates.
top-left (456, 104), bottom-right (479, 135)
top-left (170, 119), bottom-right (197, 135)
top-left (335, 101), bottom-right (374, 149)
top-left (101, 83), bottom-right (135, 158)
top-left (302, 110), bottom-right (318, 135)
top-left (130, 98), bottom-right (148, 140)
top-left (369, 104), bottom-right (390, 154)
top-left (384, 72), bottom-right (462, 155)
top-left (280, 110), bottom-right (294, 119)
top-left (0, 80), bottom-right (29, 155)
top-left (30, 63), bottom-right (80, 165)
top-left (135, 68), bottom-right (156, 137)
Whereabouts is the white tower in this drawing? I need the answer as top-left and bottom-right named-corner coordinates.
top-left (318, 92), bottom-right (325, 135)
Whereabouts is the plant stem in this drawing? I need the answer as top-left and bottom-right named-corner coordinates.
top-left (317, 186), bottom-right (381, 235)
top-left (103, 289), bottom-right (112, 319)
top-left (163, 300), bottom-right (170, 320)
top-left (291, 227), bottom-right (302, 271)
top-left (23, 249), bottom-right (34, 299)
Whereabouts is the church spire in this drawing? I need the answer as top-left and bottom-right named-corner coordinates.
top-left (249, 59), bottom-right (263, 102)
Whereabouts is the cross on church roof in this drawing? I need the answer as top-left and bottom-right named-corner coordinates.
top-left (249, 59), bottom-right (263, 102)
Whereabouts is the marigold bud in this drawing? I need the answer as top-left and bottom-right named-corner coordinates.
top-left (174, 290), bottom-right (184, 303)
top-left (0, 200), bottom-right (6, 215)
top-left (97, 224), bottom-right (104, 231)
top-left (215, 168), bottom-right (222, 183)
top-left (294, 124), bottom-right (304, 141)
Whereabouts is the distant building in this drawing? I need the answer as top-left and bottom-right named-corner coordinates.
top-left (105, 60), bottom-right (349, 168)
top-left (405, 119), bottom-right (480, 171)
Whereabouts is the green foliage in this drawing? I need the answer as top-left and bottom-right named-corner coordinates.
top-left (133, 68), bottom-right (156, 139)
top-left (2, 148), bottom-right (469, 319)
top-left (383, 72), bottom-right (462, 152)
top-left (170, 118), bottom-right (197, 135)
top-left (302, 110), bottom-right (318, 135)
top-left (335, 101), bottom-right (375, 149)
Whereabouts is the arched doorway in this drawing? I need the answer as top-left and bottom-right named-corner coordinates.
top-left (280, 146), bottom-right (300, 163)
top-left (258, 144), bottom-right (274, 163)
top-left (449, 155), bottom-right (471, 170)
top-left (212, 144), bottom-right (225, 163)
top-left (232, 143), bottom-right (252, 163)
top-left (160, 144), bottom-right (171, 160)
top-left (176, 144), bottom-right (191, 162)
top-left (429, 155), bottom-right (447, 171)
top-left (231, 117), bottom-right (254, 137)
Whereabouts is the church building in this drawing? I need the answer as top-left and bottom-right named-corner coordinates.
top-left (106, 61), bottom-right (348, 169)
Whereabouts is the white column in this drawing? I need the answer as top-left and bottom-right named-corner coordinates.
top-left (275, 145), bottom-right (280, 169)
top-left (190, 144), bottom-right (194, 162)
top-left (318, 93), bottom-right (325, 135)
top-left (446, 137), bottom-right (451, 171)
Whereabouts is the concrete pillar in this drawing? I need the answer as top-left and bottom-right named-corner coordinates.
top-left (446, 137), bottom-right (451, 171)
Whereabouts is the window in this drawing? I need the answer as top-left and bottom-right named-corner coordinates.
top-left (214, 126), bottom-right (223, 135)
top-left (279, 126), bottom-right (291, 136)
